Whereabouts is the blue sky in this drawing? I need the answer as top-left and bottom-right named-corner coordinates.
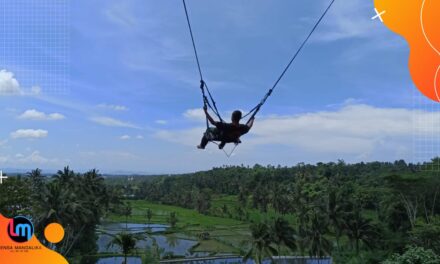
top-left (0, 0), bottom-right (439, 174)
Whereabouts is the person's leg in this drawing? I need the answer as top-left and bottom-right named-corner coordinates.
top-left (197, 128), bottom-right (218, 149)
top-left (218, 141), bottom-right (226, 149)
top-left (197, 134), bottom-right (209, 149)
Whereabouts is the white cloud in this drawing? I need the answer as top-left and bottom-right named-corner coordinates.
top-left (155, 104), bottom-right (440, 158)
top-left (15, 151), bottom-right (57, 164)
top-left (0, 70), bottom-right (42, 96)
top-left (49, 113), bottom-right (65, 120)
top-left (155, 120), bottom-right (168, 125)
top-left (90, 116), bottom-right (139, 129)
top-left (0, 139), bottom-right (7, 146)
top-left (104, 2), bottom-right (137, 28)
top-left (10, 129), bottom-right (48, 139)
top-left (79, 150), bottom-right (141, 161)
top-left (183, 109), bottom-right (206, 122)
top-left (31, 86), bottom-right (41, 95)
top-left (120, 134), bottom-right (143, 140)
top-left (313, 0), bottom-right (386, 42)
top-left (18, 151), bottom-right (49, 163)
top-left (247, 104), bottom-right (430, 155)
top-left (0, 155), bottom-right (9, 163)
top-left (0, 150), bottom-right (58, 165)
top-left (0, 69), bottom-right (22, 95)
top-left (120, 135), bottom-right (131, 140)
top-left (18, 109), bottom-right (65, 121)
top-left (326, 98), bottom-right (364, 108)
top-left (98, 103), bottom-right (128, 111)
top-left (156, 127), bottom-right (203, 147)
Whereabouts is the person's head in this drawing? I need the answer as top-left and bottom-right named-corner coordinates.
top-left (231, 110), bottom-right (242, 124)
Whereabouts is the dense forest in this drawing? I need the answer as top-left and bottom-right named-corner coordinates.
top-left (1, 159), bottom-right (440, 263)
top-left (115, 159), bottom-right (440, 263)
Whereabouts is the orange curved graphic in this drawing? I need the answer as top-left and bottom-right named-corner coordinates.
top-left (0, 214), bottom-right (68, 264)
top-left (374, 0), bottom-right (440, 101)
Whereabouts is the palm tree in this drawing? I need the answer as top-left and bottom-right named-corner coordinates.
top-left (123, 202), bottom-right (132, 229)
top-left (143, 237), bottom-right (161, 264)
top-left (305, 210), bottom-right (332, 258)
top-left (83, 169), bottom-right (106, 196)
top-left (27, 168), bottom-right (45, 193)
top-left (327, 190), bottom-right (344, 250)
top-left (271, 217), bottom-right (296, 256)
top-left (343, 209), bottom-right (378, 254)
top-left (168, 212), bottom-right (178, 228)
top-left (54, 166), bottom-right (75, 187)
top-left (150, 237), bottom-right (164, 260)
top-left (146, 208), bottom-right (153, 225)
top-left (107, 232), bottom-right (143, 264)
top-left (81, 169), bottom-right (108, 221)
top-left (243, 222), bottom-right (278, 264)
top-left (27, 169), bottom-right (47, 212)
top-left (33, 181), bottom-right (93, 255)
top-left (24, 167), bottom-right (109, 258)
top-left (165, 234), bottom-right (179, 248)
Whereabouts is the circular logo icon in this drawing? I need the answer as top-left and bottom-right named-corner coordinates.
top-left (7, 216), bottom-right (34, 243)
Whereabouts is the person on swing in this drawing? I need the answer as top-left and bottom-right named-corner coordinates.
top-left (197, 105), bottom-right (255, 150)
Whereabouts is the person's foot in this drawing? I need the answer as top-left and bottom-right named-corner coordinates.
top-left (218, 143), bottom-right (225, 149)
top-left (197, 145), bottom-right (205, 149)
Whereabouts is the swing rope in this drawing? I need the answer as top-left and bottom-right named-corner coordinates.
top-left (183, 0), bottom-right (336, 157)
top-left (210, 141), bottom-right (239, 158)
top-left (242, 0), bottom-right (336, 120)
top-left (183, 0), bottom-right (223, 125)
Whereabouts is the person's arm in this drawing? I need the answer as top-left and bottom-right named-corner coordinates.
top-left (204, 105), bottom-right (217, 126)
top-left (246, 117), bottom-right (255, 129)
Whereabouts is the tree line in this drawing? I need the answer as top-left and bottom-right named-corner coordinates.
top-left (123, 158), bottom-right (440, 263)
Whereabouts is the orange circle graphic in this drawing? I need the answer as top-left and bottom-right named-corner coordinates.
top-left (44, 223), bottom-right (65, 244)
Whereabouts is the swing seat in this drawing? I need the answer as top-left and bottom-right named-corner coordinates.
top-left (212, 138), bottom-right (242, 145)
top-left (204, 127), bottom-right (242, 145)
